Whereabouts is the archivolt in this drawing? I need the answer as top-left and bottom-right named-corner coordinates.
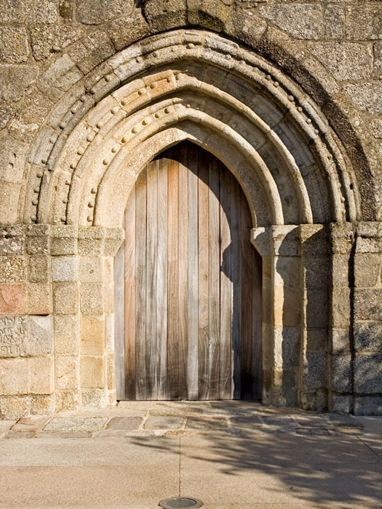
top-left (25, 29), bottom-right (360, 227)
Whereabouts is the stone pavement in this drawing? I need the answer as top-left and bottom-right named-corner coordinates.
top-left (0, 401), bottom-right (381, 508)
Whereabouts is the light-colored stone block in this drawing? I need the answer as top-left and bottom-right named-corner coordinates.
top-left (27, 283), bottom-right (52, 315)
top-left (53, 282), bottom-right (78, 314)
top-left (54, 315), bottom-right (79, 355)
top-left (0, 358), bottom-right (28, 395)
top-left (29, 357), bottom-right (53, 394)
top-left (80, 282), bottom-right (103, 315)
top-left (55, 356), bottom-right (79, 390)
top-left (80, 356), bottom-right (104, 388)
top-left (24, 315), bottom-right (52, 356)
top-left (79, 256), bottom-right (103, 282)
top-left (52, 256), bottom-right (78, 282)
top-left (80, 316), bottom-right (104, 355)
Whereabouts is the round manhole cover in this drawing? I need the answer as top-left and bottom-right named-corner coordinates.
top-left (159, 496), bottom-right (203, 508)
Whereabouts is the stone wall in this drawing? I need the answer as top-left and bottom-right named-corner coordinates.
top-left (0, 0), bottom-right (381, 417)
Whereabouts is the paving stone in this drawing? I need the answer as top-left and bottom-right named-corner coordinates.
top-left (44, 416), bottom-right (108, 433)
top-left (11, 415), bottom-right (51, 432)
top-left (106, 416), bottom-right (142, 430)
top-left (144, 416), bottom-right (186, 430)
top-left (186, 417), bottom-right (229, 431)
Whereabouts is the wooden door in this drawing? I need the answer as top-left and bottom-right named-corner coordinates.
top-left (115, 142), bottom-right (262, 400)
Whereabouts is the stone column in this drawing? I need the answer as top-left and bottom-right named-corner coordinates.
top-left (328, 222), bottom-right (355, 413)
top-left (353, 222), bottom-right (382, 415)
top-left (299, 224), bottom-right (330, 411)
top-left (51, 225), bottom-right (81, 412)
top-left (252, 225), bottom-right (302, 407)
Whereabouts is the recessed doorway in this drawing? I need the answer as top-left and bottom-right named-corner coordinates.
top-left (115, 142), bottom-right (262, 400)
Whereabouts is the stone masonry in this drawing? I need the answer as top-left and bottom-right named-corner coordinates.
top-left (0, 0), bottom-right (382, 418)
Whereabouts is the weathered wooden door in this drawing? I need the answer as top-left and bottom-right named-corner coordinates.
top-left (115, 142), bottom-right (262, 400)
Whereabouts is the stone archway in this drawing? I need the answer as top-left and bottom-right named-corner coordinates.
top-left (13, 29), bottom-right (368, 414)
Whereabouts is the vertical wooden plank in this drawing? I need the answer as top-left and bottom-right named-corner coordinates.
top-left (146, 160), bottom-right (158, 398)
top-left (240, 196), bottom-right (262, 400)
top-left (135, 168), bottom-right (147, 399)
top-left (178, 145), bottom-right (189, 399)
top-left (198, 155), bottom-right (210, 400)
top-left (207, 156), bottom-right (221, 399)
top-left (157, 157), bottom-right (168, 400)
top-left (231, 172), bottom-right (242, 400)
top-left (114, 238), bottom-right (125, 400)
top-left (167, 155), bottom-right (179, 399)
top-left (124, 187), bottom-right (136, 400)
top-left (219, 166), bottom-right (233, 399)
top-left (187, 147), bottom-right (199, 400)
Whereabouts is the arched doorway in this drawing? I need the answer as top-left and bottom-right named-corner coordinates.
top-left (115, 142), bottom-right (262, 401)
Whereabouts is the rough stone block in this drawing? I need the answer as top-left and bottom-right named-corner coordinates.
top-left (106, 354), bottom-right (115, 390)
top-left (344, 82), bottom-right (382, 115)
top-left (312, 43), bottom-right (372, 81)
top-left (52, 255), bottom-right (78, 282)
top-left (25, 316), bottom-right (52, 356)
top-left (103, 283), bottom-right (114, 314)
top-left (79, 257), bottom-right (103, 282)
top-left (354, 253), bottom-right (381, 287)
top-left (51, 236), bottom-right (77, 255)
top-left (304, 256), bottom-right (330, 289)
top-left (26, 235), bottom-right (49, 255)
top-left (27, 283), bottom-right (52, 315)
top-left (331, 354), bottom-right (352, 393)
top-left (331, 329), bottom-right (350, 354)
top-left (67, 31), bottom-right (115, 74)
top-left (38, 54), bottom-right (82, 100)
top-left (0, 284), bottom-right (27, 314)
top-left (109, 13), bottom-right (149, 51)
top-left (53, 282), bottom-right (78, 314)
top-left (55, 356), bottom-right (79, 390)
top-left (330, 394), bottom-right (352, 414)
top-left (0, 65), bottom-right (38, 102)
top-left (355, 323), bottom-right (382, 353)
top-left (303, 351), bottom-right (327, 391)
top-left (0, 358), bottom-right (28, 395)
top-left (80, 283), bottom-right (103, 315)
top-left (30, 395), bottom-right (54, 415)
top-left (54, 315), bottom-right (79, 355)
top-left (307, 328), bottom-right (328, 353)
top-left (55, 390), bottom-right (80, 412)
top-left (259, 4), bottom-right (324, 40)
top-left (29, 357), bottom-right (53, 394)
top-left (75, 0), bottom-right (133, 25)
top-left (0, 396), bottom-right (29, 419)
top-left (354, 354), bottom-right (382, 393)
top-left (28, 255), bottom-right (49, 283)
top-left (0, 316), bottom-right (25, 357)
top-left (345, 5), bottom-right (382, 40)
top-left (31, 23), bottom-right (85, 61)
top-left (306, 289), bottom-right (329, 328)
top-left (81, 389), bottom-right (107, 407)
top-left (331, 287), bottom-right (350, 328)
top-left (325, 5), bottom-right (344, 39)
top-left (0, 26), bottom-right (29, 63)
top-left (354, 396), bottom-right (382, 416)
top-left (0, 256), bottom-right (26, 283)
top-left (143, 0), bottom-right (187, 32)
top-left (0, 0), bottom-right (33, 22)
top-left (34, 0), bottom-right (59, 23)
top-left (80, 356), bottom-right (104, 388)
top-left (78, 238), bottom-right (103, 256)
top-left (80, 316), bottom-right (104, 355)
top-left (354, 289), bottom-right (382, 321)
top-left (0, 228), bottom-right (25, 256)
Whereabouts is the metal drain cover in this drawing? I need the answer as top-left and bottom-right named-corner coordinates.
top-left (159, 496), bottom-right (203, 508)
